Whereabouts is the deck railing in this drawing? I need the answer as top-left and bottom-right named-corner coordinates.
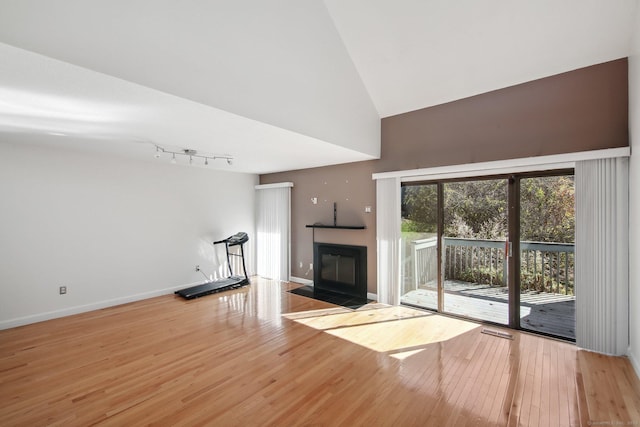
top-left (444, 237), bottom-right (506, 287)
top-left (411, 237), bottom-right (438, 287)
top-left (406, 237), bottom-right (575, 295)
top-left (519, 240), bottom-right (574, 294)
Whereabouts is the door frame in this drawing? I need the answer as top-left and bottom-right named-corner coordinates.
top-left (401, 169), bottom-right (574, 339)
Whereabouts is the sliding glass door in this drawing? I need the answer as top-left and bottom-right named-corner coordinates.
top-left (400, 184), bottom-right (438, 311)
top-left (442, 179), bottom-right (509, 324)
top-left (399, 172), bottom-right (576, 340)
top-left (519, 175), bottom-right (575, 339)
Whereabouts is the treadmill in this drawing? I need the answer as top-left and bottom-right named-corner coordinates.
top-left (175, 232), bottom-right (250, 299)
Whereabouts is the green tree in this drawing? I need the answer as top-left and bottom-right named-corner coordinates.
top-left (402, 184), bottom-right (437, 233)
top-left (402, 176), bottom-right (574, 243)
top-left (443, 180), bottom-right (507, 239)
top-left (520, 176), bottom-right (574, 242)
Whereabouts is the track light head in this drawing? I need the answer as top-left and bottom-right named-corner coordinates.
top-left (204, 158), bottom-right (209, 166)
top-left (154, 146), bottom-right (161, 159)
top-left (171, 153), bottom-right (177, 164)
top-left (227, 158), bottom-right (233, 165)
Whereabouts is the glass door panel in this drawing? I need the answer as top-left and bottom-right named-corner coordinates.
top-left (519, 175), bottom-right (575, 339)
top-left (400, 184), bottom-right (438, 310)
top-left (443, 179), bottom-right (509, 324)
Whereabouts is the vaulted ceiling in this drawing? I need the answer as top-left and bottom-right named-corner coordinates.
top-left (0, 1), bottom-right (637, 173)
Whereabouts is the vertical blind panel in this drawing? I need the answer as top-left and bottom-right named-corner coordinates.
top-left (575, 157), bottom-right (629, 355)
top-left (376, 177), bottom-right (401, 305)
top-left (256, 186), bottom-right (290, 281)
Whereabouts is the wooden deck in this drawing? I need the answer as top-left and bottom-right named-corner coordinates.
top-left (1, 277), bottom-right (638, 426)
top-left (402, 280), bottom-right (576, 339)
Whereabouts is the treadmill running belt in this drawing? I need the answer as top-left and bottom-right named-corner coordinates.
top-left (175, 276), bottom-right (249, 299)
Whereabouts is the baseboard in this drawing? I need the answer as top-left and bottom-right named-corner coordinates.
top-left (289, 276), bottom-right (313, 285)
top-left (0, 281), bottom-right (203, 330)
top-left (0, 277), bottom-right (368, 330)
top-left (628, 347), bottom-right (640, 379)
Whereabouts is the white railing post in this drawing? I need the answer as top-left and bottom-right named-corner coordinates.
top-left (412, 241), bottom-right (418, 290)
top-left (411, 237), bottom-right (438, 289)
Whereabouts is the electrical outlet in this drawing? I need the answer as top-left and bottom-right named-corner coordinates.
top-left (309, 263), bottom-right (313, 270)
top-left (195, 265), bottom-right (200, 272)
top-left (59, 286), bottom-right (67, 295)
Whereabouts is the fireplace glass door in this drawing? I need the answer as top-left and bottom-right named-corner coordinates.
top-left (321, 253), bottom-right (356, 286)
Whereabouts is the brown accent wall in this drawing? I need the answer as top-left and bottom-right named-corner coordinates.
top-left (377, 58), bottom-right (628, 173)
top-left (261, 59), bottom-right (629, 295)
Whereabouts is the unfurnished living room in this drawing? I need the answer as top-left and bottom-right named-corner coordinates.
top-left (2, 1), bottom-right (640, 426)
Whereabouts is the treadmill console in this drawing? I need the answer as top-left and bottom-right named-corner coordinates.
top-left (214, 232), bottom-right (249, 246)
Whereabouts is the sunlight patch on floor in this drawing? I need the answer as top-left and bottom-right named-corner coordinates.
top-left (284, 304), bottom-right (480, 355)
top-left (326, 313), bottom-right (479, 353)
top-left (389, 348), bottom-right (426, 360)
top-left (284, 305), bottom-right (428, 331)
top-left (282, 306), bottom-right (353, 320)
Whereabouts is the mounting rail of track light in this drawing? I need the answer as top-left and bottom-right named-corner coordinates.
top-left (153, 145), bottom-right (233, 165)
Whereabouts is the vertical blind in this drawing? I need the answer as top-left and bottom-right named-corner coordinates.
top-left (256, 183), bottom-right (292, 282)
top-left (376, 177), bottom-right (402, 305)
top-left (575, 157), bottom-right (629, 355)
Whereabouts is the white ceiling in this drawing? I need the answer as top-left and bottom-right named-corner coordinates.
top-left (0, 42), bottom-right (372, 174)
top-left (325, 0), bottom-right (639, 117)
top-left (0, 0), bottom-right (637, 174)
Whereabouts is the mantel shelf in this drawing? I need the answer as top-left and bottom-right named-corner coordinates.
top-left (305, 224), bottom-right (366, 230)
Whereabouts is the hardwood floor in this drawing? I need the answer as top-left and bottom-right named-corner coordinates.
top-left (1, 277), bottom-right (639, 426)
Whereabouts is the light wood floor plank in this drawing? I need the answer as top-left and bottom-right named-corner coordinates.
top-left (1, 277), bottom-right (639, 426)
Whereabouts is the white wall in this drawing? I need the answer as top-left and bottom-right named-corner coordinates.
top-left (628, 3), bottom-right (640, 375)
top-left (0, 142), bottom-right (258, 329)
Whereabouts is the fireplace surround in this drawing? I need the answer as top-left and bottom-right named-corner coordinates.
top-left (313, 242), bottom-right (367, 299)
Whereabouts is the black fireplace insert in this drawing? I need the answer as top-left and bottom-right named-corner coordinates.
top-left (313, 242), bottom-right (367, 299)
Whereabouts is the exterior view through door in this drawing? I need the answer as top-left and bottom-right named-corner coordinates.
top-left (400, 172), bottom-right (575, 340)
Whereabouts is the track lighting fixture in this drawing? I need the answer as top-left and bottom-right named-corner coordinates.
top-left (153, 145), bottom-right (234, 167)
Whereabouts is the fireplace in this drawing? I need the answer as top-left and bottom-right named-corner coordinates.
top-left (313, 242), bottom-right (367, 298)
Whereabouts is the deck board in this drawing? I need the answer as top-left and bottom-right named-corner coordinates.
top-left (401, 280), bottom-right (575, 339)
